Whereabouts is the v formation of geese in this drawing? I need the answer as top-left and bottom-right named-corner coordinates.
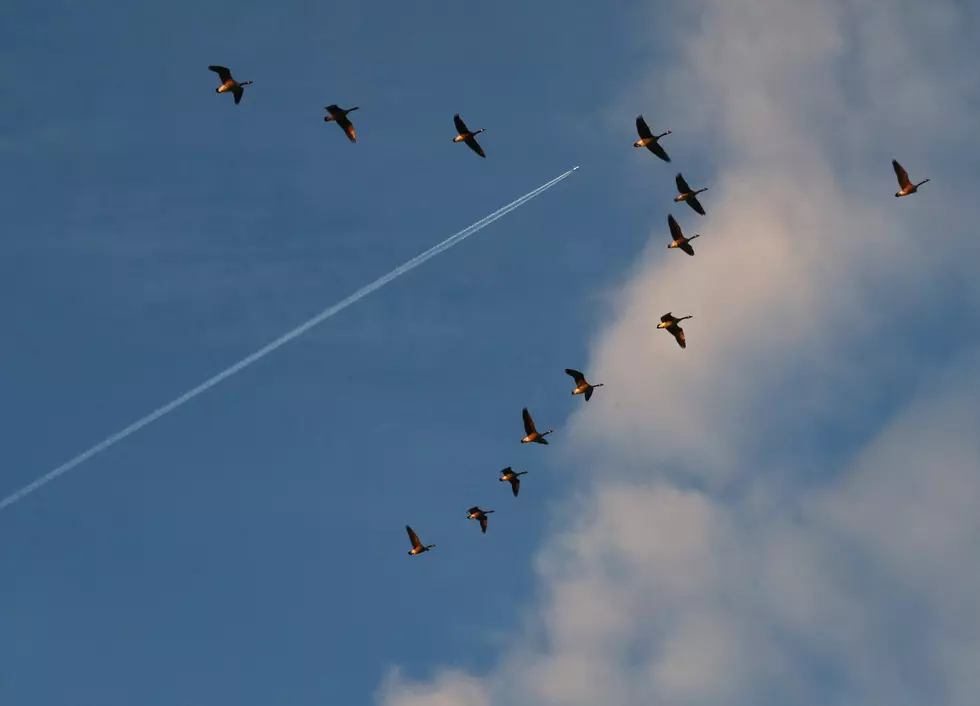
top-left (206, 64), bottom-right (931, 556)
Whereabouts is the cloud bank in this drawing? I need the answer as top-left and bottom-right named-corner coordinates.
top-left (378, 0), bottom-right (980, 705)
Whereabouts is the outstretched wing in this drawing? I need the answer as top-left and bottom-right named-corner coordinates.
top-left (510, 477), bottom-right (521, 497)
top-left (688, 195), bottom-right (706, 216)
top-left (672, 327), bottom-right (687, 348)
top-left (209, 65), bottom-right (232, 83)
top-left (480, 516), bottom-right (489, 533)
top-left (892, 159), bottom-right (911, 189)
top-left (680, 242), bottom-right (695, 256)
top-left (465, 136), bottom-right (485, 157)
top-left (454, 113), bottom-right (469, 135)
top-left (667, 214), bottom-right (684, 242)
top-left (233, 86), bottom-right (243, 105)
top-left (325, 104), bottom-right (341, 116)
top-left (647, 141), bottom-right (671, 162)
top-left (500, 466), bottom-right (513, 478)
top-left (565, 368), bottom-right (586, 384)
top-left (675, 173), bottom-right (691, 194)
top-left (522, 407), bottom-right (536, 435)
top-left (338, 116), bottom-right (356, 143)
top-left (660, 312), bottom-right (674, 324)
top-left (584, 387), bottom-right (594, 401)
top-left (406, 525), bottom-right (421, 548)
top-left (635, 114), bottom-right (653, 140)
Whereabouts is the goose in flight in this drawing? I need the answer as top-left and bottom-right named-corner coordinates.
top-left (406, 525), bottom-right (436, 555)
top-left (658, 312), bottom-right (693, 349)
top-left (452, 113), bottom-right (486, 158)
top-left (565, 368), bottom-right (604, 401)
top-left (674, 173), bottom-right (708, 215)
top-left (208, 65), bottom-right (252, 105)
top-left (892, 159), bottom-right (929, 197)
top-left (667, 214), bottom-right (701, 256)
top-left (521, 407), bottom-right (552, 444)
top-left (633, 115), bottom-right (672, 162)
top-left (499, 467), bottom-right (528, 497)
top-left (324, 104), bottom-right (360, 143)
top-left (466, 506), bottom-right (495, 534)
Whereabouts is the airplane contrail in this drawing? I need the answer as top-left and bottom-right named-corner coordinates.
top-left (0, 166), bottom-right (579, 513)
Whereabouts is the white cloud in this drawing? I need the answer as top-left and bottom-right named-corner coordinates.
top-left (377, 0), bottom-right (980, 705)
top-left (378, 669), bottom-right (491, 706)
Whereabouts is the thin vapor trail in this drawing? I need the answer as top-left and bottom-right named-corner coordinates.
top-left (0, 167), bottom-right (579, 513)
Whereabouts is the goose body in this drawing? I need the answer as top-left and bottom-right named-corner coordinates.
top-left (499, 467), bottom-right (528, 497)
top-left (657, 312), bottom-right (693, 349)
top-left (521, 407), bottom-right (552, 444)
top-left (667, 214), bottom-right (701, 256)
top-left (674, 173), bottom-right (708, 215)
top-left (209, 65), bottom-right (252, 105)
top-left (892, 159), bottom-right (929, 197)
top-left (453, 113), bottom-right (486, 158)
top-left (324, 104), bottom-right (360, 143)
top-left (633, 115), bottom-right (672, 162)
top-left (406, 525), bottom-right (436, 555)
top-left (565, 368), bottom-right (604, 401)
top-left (467, 506), bottom-right (495, 534)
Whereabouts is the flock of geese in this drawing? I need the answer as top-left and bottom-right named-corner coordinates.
top-left (407, 374), bottom-right (599, 555)
top-left (207, 65), bottom-right (931, 557)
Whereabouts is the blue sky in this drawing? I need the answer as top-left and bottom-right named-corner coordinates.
top-left (4, 1), bottom-right (980, 706)
top-left (0, 1), bottom-right (681, 704)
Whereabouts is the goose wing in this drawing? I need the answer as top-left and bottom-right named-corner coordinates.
top-left (668, 214), bottom-right (684, 242)
top-left (454, 113), bottom-right (470, 135)
top-left (635, 114), bottom-right (653, 140)
top-left (325, 104), bottom-right (341, 116)
top-left (480, 515), bottom-right (489, 533)
top-left (406, 525), bottom-right (422, 549)
top-left (660, 312), bottom-right (676, 324)
top-left (209, 65), bottom-right (233, 83)
top-left (468, 506), bottom-right (481, 516)
top-left (647, 141), bottom-right (671, 162)
top-left (233, 86), bottom-right (244, 105)
top-left (510, 476), bottom-right (521, 497)
top-left (338, 115), bottom-right (356, 143)
top-left (687, 195), bottom-right (706, 216)
top-left (500, 466), bottom-right (513, 478)
top-left (522, 407), bottom-right (537, 435)
top-left (565, 368), bottom-right (586, 384)
top-left (892, 159), bottom-right (911, 189)
top-left (584, 387), bottom-right (594, 401)
top-left (671, 326), bottom-right (687, 348)
top-left (675, 173), bottom-right (692, 194)
top-left (679, 241), bottom-right (696, 256)
top-left (465, 135), bottom-right (485, 157)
